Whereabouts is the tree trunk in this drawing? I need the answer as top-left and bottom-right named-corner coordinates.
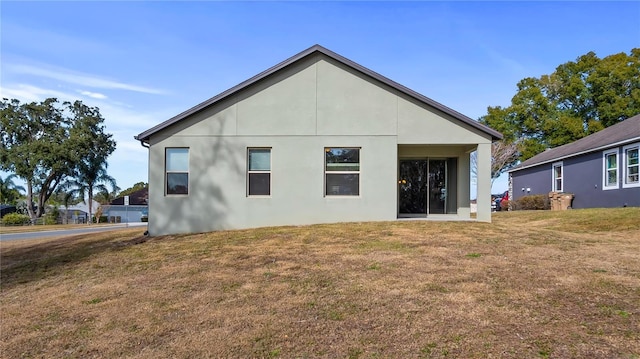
top-left (88, 188), bottom-right (93, 224)
top-left (25, 181), bottom-right (36, 223)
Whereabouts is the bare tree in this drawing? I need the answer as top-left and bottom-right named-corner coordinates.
top-left (471, 141), bottom-right (520, 186)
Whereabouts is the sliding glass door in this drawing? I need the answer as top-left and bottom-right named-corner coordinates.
top-left (399, 158), bottom-right (456, 216)
top-left (398, 160), bottom-right (428, 215)
top-left (428, 160), bottom-right (447, 214)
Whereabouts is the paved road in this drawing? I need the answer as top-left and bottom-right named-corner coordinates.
top-left (0, 223), bottom-right (148, 241)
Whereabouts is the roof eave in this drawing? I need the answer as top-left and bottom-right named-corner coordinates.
top-left (508, 136), bottom-right (640, 173)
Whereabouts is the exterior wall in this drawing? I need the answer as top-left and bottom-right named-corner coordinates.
top-left (511, 165), bottom-right (550, 201)
top-left (511, 148), bottom-right (640, 208)
top-left (397, 97), bottom-right (490, 145)
top-left (565, 150), bottom-right (640, 208)
top-left (149, 136), bottom-right (397, 234)
top-left (147, 55), bottom-right (494, 235)
top-left (103, 205), bottom-right (148, 223)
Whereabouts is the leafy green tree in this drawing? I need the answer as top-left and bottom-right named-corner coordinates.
top-left (65, 161), bottom-right (117, 224)
top-left (94, 188), bottom-right (119, 205)
top-left (0, 98), bottom-right (116, 220)
top-left (480, 48), bottom-right (640, 161)
top-left (64, 100), bottom-right (117, 223)
top-left (118, 182), bottom-right (147, 198)
top-left (0, 173), bottom-right (25, 204)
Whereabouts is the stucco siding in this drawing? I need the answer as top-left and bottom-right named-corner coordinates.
top-left (397, 97), bottom-right (490, 145)
top-left (148, 135), bottom-right (398, 235)
top-left (316, 59), bottom-right (397, 136)
top-left (151, 56), bottom-right (493, 145)
top-left (237, 59), bottom-right (318, 136)
top-left (144, 51), bottom-right (497, 235)
top-left (160, 100), bottom-right (238, 138)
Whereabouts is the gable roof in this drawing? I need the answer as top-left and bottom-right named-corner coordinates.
top-left (135, 44), bottom-right (502, 143)
top-left (510, 113), bottom-right (640, 172)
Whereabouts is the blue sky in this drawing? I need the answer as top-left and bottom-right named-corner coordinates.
top-left (1, 1), bottom-right (639, 196)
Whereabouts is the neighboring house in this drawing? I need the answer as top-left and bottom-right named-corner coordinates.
top-left (103, 188), bottom-right (149, 223)
top-left (135, 45), bottom-right (502, 235)
top-left (1, 204), bottom-right (17, 218)
top-left (60, 200), bottom-right (100, 224)
top-left (509, 114), bottom-right (640, 208)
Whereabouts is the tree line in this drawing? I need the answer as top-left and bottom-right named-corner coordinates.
top-left (1, 98), bottom-right (128, 223)
top-left (481, 48), bottom-right (639, 181)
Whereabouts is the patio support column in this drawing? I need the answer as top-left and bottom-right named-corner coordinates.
top-left (476, 142), bottom-right (492, 222)
top-left (457, 153), bottom-right (471, 219)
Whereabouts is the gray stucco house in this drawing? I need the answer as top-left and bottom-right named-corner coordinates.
top-left (136, 45), bottom-right (502, 235)
top-left (508, 114), bottom-right (640, 208)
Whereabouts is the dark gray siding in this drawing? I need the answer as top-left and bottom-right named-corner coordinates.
top-left (511, 148), bottom-right (640, 208)
top-left (511, 164), bottom-right (550, 201)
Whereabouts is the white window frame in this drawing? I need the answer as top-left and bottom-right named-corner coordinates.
top-left (552, 161), bottom-right (563, 192)
top-left (247, 148), bottom-right (272, 197)
top-left (324, 147), bottom-right (361, 197)
top-left (602, 149), bottom-right (619, 190)
top-left (165, 148), bottom-right (189, 196)
top-left (622, 143), bottom-right (640, 188)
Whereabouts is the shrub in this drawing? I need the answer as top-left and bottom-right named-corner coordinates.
top-left (45, 207), bottom-right (60, 225)
top-left (514, 195), bottom-right (550, 210)
top-left (92, 216), bottom-right (109, 223)
top-left (2, 213), bottom-right (31, 226)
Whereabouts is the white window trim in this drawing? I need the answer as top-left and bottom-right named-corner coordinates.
top-left (247, 147), bottom-right (272, 197)
top-left (552, 161), bottom-right (563, 192)
top-left (324, 147), bottom-right (361, 197)
top-left (622, 142), bottom-right (640, 188)
top-left (602, 149), bottom-right (619, 190)
top-left (165, 147), bottom-right (189, 196)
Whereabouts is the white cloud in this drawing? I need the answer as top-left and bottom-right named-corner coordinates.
top-left (7, 63), bottom-right (166, 95)
top-left (0, 84), bottom-right (69, 102)
top-left (79, 90), bottom-right (107, 99)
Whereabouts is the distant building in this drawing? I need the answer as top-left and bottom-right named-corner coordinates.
top-left (1, 204), bottom-right (17, 218)
top-left (509, 114), bottom-right (640, 208)
top-left (103, 187), bottom-right (149, 223)
top-left (59, 200), bottom-right (100, 224)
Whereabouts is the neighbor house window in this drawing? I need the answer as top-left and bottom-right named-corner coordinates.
top-left (166, 148), bottom-right (189, 195)
top-left (552, 161), bottom-right (563, 192)
top-left (603, 150), bottom-right (618, 190)
top-left (248, 148), bottom-right (271, 196)
top-left (325, 147), bottom-right (360, 196)
top-left (623, 143), bottom-right (639, 188)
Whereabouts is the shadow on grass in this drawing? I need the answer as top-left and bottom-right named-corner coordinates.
top-left (0, 230), bottom-right (147, 290)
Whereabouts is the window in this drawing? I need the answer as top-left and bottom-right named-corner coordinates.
top-left (552, 161), bottom-right (563, 192)
top-left (623, 143), bottom-right (639, 188)
top-left (603, 150), bottom-right (618, 190)
top-left (248, 148), bottom-right (271, 196)
top-left (325, 147), bottom-right (360, 196)
top-left (166, 148), bottom-right (189, 195)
